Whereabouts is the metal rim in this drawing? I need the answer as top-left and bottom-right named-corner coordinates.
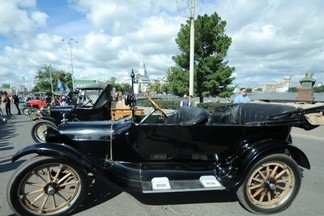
top-left (23, 108), bottom-right (30, 115)
top-left (246, 161), bottom-right (294, 209)
top-left (31, 113), bottom-right (42, 123)
top-left (34, 123), bottom-right (48, 142)
top-left (18, 163), bottom-right (81, 214)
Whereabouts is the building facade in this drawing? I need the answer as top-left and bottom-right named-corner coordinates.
top-left (263, 76), bottom-right (291, 92)
top-left (134, 62), bottom-right (150, 93)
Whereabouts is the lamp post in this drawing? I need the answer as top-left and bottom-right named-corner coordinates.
top-left (62, 38), bottom-right (78, 91)
top-left (131, 69), bottom-right (135, 93)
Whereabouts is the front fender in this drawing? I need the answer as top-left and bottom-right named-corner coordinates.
top-left (40, 116), bottom-right (56, 123)
top-left (12, 143), bottom-right (107, 181)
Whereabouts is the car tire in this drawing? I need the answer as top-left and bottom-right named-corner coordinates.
top-left (237, 154), bottom-right (301, 214)
top-left (7, 156), bottom-right (89, 216)
top-left (22, 107), bottom-right (30, 115)
top-left (31, 120), bottom-right (57, 143)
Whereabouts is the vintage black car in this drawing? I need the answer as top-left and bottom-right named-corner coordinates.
top-left (6, 88), bottom-right (324, 215)
top-left (31, 83), bottom-right (112, 143)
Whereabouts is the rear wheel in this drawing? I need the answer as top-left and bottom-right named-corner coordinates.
top-left (237, 154), bottom-right (301, 214)
top-left (7, 156), bottom-right (89, 216)
top-left (31, 120), bottom-right (57, 143)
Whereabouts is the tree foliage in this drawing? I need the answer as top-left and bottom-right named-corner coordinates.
top-left (109, 77), bottom-right (132, 93)
top-left (168, 12), bottom-right (235, 102)
top-left (313, 85), bottom-right (324, 93)
top-left (32, 65), bottom-right (72, 94)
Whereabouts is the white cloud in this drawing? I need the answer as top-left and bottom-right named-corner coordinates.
top-left (1, 0), bottom-right (324, 90)
top-left (0, 0), bottom-right (47, 37)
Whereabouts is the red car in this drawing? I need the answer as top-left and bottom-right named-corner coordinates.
top-left (27, 98), bottom-right (48, 109)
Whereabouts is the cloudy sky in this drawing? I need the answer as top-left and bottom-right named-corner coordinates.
top-left (1, 0), bottom-right (323, 90)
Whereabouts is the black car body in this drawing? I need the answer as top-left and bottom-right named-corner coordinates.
top-left (31, 83), bottom-right (112, 142)
top-left (7, 85), bottom-right (324, 215)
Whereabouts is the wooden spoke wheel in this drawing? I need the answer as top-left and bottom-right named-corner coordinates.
top-left (7, 156), bottom-right (89, 216)
top-left (237, 154), bottom-right (301, 214)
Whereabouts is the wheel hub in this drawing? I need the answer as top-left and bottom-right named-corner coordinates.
top-left (264, 179), bottom-right (276, 191)
top-left (45, 183), bottom-right (59, 195)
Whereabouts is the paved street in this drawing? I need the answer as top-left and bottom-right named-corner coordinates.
top-left (1, 104), bottom-right (324, 216)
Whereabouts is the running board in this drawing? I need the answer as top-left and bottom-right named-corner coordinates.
top-left (142, 175), bottom-right (225, 193)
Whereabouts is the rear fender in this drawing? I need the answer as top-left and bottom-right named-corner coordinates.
top-left (286, 145), bottom-right (310, 169)
top-left (12, 143), bottom-right (109, 183)
top-left (229, 140), bottom-right (310, 188)
top-left (238, 142), bottom-right (310, 171)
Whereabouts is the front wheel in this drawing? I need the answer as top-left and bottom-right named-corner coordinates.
top-left (7, 156), bottom-right (89, 216)
top-left (31, 120), bottom-right (57, 143)
top-left (30, 112), bottom-right (43, 123)
top-left (22, 107), bottom-right (30, 115)
top-left (237, 154), bottom-right (302, 214)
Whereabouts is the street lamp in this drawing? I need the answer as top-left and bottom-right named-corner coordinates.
top-left (131, 69), bottom-right (135, 93)
top-left (62, 38), bottom-right (78, 91)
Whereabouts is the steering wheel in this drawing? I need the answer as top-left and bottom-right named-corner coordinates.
top-left (147, 97), bottom-right (167, 118)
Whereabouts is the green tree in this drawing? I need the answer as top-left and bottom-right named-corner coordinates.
top-left (120, 82), bottom-right (132, 93)
top-left (313, 85), bottom-right (324, 93)
top-left (33, 65), bottom-right (72, 94)
top-left (161, 83), bottom-right (170, 95)
top-left (168, 12), bottom-right (235, 102)
top-left (109, 77), bottom-right (132, 93)
top-left (149, 82), bottom-right (163, 94)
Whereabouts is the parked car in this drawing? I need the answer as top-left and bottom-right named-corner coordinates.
top-left (31, 83), bottom-right (144, 143)
top-left (27, 98), bottom-right (47, 109)
top-left (25, 92), bottom-right (50, 109)
top-left (6, 92), bottom-right (324, 215)
top-left (31, 83), bottom-right (112, 143)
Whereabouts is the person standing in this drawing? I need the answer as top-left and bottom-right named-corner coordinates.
top-left (188, 95), bottom-right (195, 106)
top-left (2, 92), bottom-right (12, 115)
top-left (233, 88), bottom-right (251, 104)
top-left (180, 94), bottom-right (189, 107)
top-left (13, 94), bottom-right (21, 115)
top-left (60, 95), bottom-right (68, 106)
top-left (0, 96), bottom-right (3, 116)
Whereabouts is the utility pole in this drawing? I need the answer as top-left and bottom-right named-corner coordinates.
top-left (62, 38), bottom-right (78, 91)
top-left (177, 0), bottom-right (196, 96)
top-left (189, 0), bottom-right (195, 96)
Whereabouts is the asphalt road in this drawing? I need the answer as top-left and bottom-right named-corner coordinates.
top-left (1, 105), bottom-right (324, 216)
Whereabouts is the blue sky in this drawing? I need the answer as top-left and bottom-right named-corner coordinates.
top-left (1, 0), bottom-right (324, 90)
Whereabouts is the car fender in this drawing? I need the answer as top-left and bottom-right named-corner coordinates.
top-left (39, 116), bottom-right (56, 123)
top-left (11, 143), bottom-right (109, 183)
top-left (229, 140), bottom-right (310, 188)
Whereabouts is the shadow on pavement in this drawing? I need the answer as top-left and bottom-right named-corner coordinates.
top-left (72, 179), bottom-right (121, 215)
top-left (72, 178), bottom-right (238, 215)
top-left (0, 114), bottom-right (29, 173)
top-left (0, 159), bottom-right (25, 173)
top-left (131, 189), bottom-right (238, 205)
